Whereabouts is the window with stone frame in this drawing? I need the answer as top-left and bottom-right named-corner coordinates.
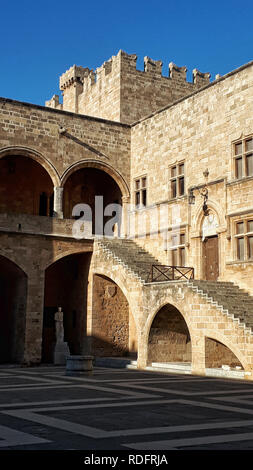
top-left (134, 176), bottom-right (147, 208)
top-left (169, 162), bottom-right (185, 199)
top-left (233, 136), bottom-right (253, 179)
top-left (169, 232), bottom-right (186, 266)
top-left (234, 219), bottom-right (253, 261)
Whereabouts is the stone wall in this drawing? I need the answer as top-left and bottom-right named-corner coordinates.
top-left (130, 62), bottom-right (253, 288)
top-left (0, 97), bottom-right (131, 195)
top-left (91, 274), bottom-right (130, 357)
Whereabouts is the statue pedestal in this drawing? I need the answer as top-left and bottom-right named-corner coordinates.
top-left (53, 342), bottom-right (70, 365)
top-left (65, 355), bottom-right (94, 376)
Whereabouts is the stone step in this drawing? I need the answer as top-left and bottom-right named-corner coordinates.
top-left (94, 357), bottom-right (137, 369)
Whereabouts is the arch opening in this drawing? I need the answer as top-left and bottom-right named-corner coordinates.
top-left (0, 155), bottom-right (54, 216)
top-left (148, 303), bottom-right (191, 365)
top-left (91, 274), bottom-right (137, 359)
top-left (42, 252), bottom-right (91, 363)
top-left (205, 337), bottom-right (244, 370)
top-left (63, 167), bottom-right (122, 236)
top-left (0, 256), bottom-right (27, 363)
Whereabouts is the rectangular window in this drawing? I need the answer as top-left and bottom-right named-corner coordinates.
top-left (169, 162), bottom-right (185, 199)
top-left (235, 142), bottom-right (242, 155)
top-left (179, 247), bottom-right (185, 266)
top-left (170, 231), bottom-right (186, 266)
top-left (178, 177), bottom-right (184, 196)
top-left (233, 136), bottom-right (253, 179)
top-left (180, 233), bottom-right (185, 245)
top-left (171, 166), bottom-right (177, 178)
top-left (236, 222), bottom-right (244, 234)
top-left (248, 236), bottom-right (253, 259)
top-left (246, 138), bottom-right (253, 152)
top-left (246, 154), bottom-right (253, 176)
top-left (171, 179), bottom-right (177, 198)
top-left (235, 157), bottom-right (243, 179)
top-left (134, 176), bottom-right (147, 208)
top-left (135, 191), bottom-right (140, 206)
top-left (171, 249), bottom-right (177, 267)
top-left (237, 237), bottom-right (244, 260)
top-left (234, 218), bottom-right (253, 261)
top-left (248, 220), bottom-right (253, 232)
top-left (178, 163), bottom-right (184, 175)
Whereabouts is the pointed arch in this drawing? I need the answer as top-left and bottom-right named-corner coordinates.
top-left (144, 298), bottom-right (193, 345)
top-left (146, 301), bottom-right (192, 365)
top-left (0, 146), bottom-right (61, 187)
top-left (0, 252), bottom-right (28, 277)
top-left (61, 159), bottom-right (130, 199)
top-left (192, 199), bottom-right (225, 236)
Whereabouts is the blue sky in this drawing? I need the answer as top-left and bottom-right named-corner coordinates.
top-left (1, 0), bottom-right (252, 106)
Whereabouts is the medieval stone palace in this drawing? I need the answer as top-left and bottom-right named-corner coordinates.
top-left (1, 50), bottom-right (253, 379)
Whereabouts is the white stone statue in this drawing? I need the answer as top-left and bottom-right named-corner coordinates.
top-left (53, 307), bottom-right (70, 365)
top-left (55, 307), bottom-right (64, 343)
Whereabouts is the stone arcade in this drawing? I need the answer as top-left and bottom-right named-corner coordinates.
top-left (1, 50), bottom-right (253, 378)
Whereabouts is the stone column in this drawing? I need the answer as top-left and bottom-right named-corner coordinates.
top-left (191, 335), bottom-right (206, 376)
top-left (136, 326), bottom-right (149, 369)
top-left (53, 186), bottom-right (64, 219)
top-left (121, 196), bottom-right (130, 238)
top-left (23, 266), bottom-right (45, 364)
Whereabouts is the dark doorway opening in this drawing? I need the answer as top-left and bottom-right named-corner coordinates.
top-left (42, 252), bottom-right (91, 363)
top-left (0, 256), bottom-right (27, 363)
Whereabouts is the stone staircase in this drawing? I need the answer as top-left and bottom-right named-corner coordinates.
top-left (96, 237), bottom-right (161, 283)
top-left (188, 280), bottom-right (253, 334)
top-left (96, 238), bottom-right (253, 336)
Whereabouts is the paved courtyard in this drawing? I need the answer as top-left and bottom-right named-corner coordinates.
top-left (0, 365), bottom-right (253, 450)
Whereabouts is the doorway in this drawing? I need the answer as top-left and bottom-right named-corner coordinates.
top-left (203, 235), bottom-right (219, 280)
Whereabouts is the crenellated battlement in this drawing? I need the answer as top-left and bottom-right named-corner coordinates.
top-left (193, 68), bottom-right (211, 86)
top-left (59, 65), bottom-right (91, 90)
top-left (169, 62), bottom-right (187, 81)
top-left (46, 50), bottom-right (212, 123)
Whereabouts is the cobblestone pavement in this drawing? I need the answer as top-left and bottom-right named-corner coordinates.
top-left (0, 365), bottom-right (253, 450)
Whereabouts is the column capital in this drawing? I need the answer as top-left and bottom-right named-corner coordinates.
top-left (121, 195), bottom-right (130, 204)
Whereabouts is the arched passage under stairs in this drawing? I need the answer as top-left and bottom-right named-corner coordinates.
top-left (147, 303), bottom-right (191, 365)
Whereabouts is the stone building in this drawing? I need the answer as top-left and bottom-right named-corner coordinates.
top-left (1, 49), bottom-right (253, 379)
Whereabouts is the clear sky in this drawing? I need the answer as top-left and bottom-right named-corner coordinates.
top-left (1, 0), bottom-right (252, 107)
